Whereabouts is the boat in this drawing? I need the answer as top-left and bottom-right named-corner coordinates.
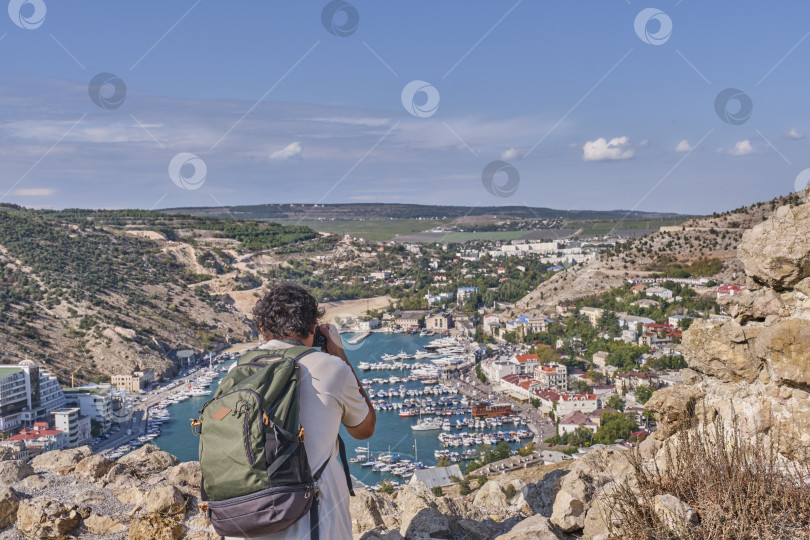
top-left (411, 417), bottom-right (443, 431)
top-left (355, 446), bottom-right (369, 453)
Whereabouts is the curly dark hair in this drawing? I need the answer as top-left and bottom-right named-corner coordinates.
top-left (252, 282), bottom-right (324, 339)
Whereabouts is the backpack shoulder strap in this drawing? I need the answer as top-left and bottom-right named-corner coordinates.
top-left (237, 345), bottom-right (317, 366)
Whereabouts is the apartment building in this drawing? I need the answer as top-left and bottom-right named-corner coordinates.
top-left (0, 360), bottom-right (66, 433)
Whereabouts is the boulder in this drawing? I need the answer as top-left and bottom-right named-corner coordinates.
top-left (680, 319), bottom-right (762, 383)
top-left (493, 514), bottom-right (564, 539)
top-left (29, 446), bottom-right (92, 471)
top-left (146, 485), bottom-right (187, 515)
top-left (0, 487), bottom-right (20, 528)
top-left (473, 481), bottom-right (508, 510)
top-left (522, 468), bottom-right (568, 517)
top-left (0, 447), bottom-right (17, 462)
top-left (739, 202), bottom-right (810, 291)
top-left (128, 514), bottom-right (185, 540)
top-left (117, 487), bottom-right (148, 506)
top-left (75, 454), bottom-right (114, 479)
top-left (167, 461), bottom-right (201, 489)
top-left (118, 444), bottom-right (179, 476)
top-left (84, 513), bottom-right (127, 535)
top-left (653, 494), bottom-right (699, 529)
top-left (350, 489), bottom-right (399, 534)
top-left (717, 288), bottom-right (785, 324)
top-left (357, 529), bottom-right (405, 540)
top-left (455, 519), bottom-right (504, 540)
top-left (16, 498), bottom-right (81, 539)
top-left (550, 448), bottom-right (631, 533)
top-left (400, 507), bottom-right (451, 539)
top-left (754, 319), bottom-right (810, 386)
top-left (646, 385), bottom-right (704, 438)
top-left (0, 460), bottom-right (34, 485)
top-left (23, 473), bottom-right (50, 490)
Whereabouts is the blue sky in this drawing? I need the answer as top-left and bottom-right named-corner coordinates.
top-left (0, 1), bottom-right (809, 214)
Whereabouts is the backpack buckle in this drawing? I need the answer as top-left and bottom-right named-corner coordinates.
top-left (190, 419), bottom-right (202, 436)
top-left (298, 427), bottom-right (305, 442)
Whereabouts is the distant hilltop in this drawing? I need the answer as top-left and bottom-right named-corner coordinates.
top-left (160, 202), bottom-right (688, 222)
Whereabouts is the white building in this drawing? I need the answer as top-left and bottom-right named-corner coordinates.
top-left (592, 351), bottom-right (610, 371)
top-left (456, 287), bottom-right (479, 302)
top-left (50, 408), bottom-right (89, 448)
top-left (0, 360), bottom-right (66, 433)
top-left (63, 386), bottom-right (114, 432)
top-left (580, 307), bottom-right (605, 327)
top-left (557, 393), bottom-right (599, 416)
top-left (646, 286), bottom-right (673, 301)
top-left (507, 353), bottom-right (542, 376)
top-left (533, 363), bottom-right (568, 390)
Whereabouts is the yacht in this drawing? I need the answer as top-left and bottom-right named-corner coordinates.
top-left (441, 419), bottom-right (451, 431)
top-left (411, 417), bottom-right (444, 431)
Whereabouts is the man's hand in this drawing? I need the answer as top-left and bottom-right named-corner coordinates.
top-left (319, 323), bottom-right (346, 360)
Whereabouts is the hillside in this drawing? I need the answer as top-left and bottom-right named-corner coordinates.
top-left (0, 206), bottom-right (321, 385)
top-left (161, 202), bottom-right (686, 221)
top-left (517, 192), bottom-right (805, 309)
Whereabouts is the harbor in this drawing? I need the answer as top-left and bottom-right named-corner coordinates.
top-left (126, 332), bottom-right (535, 489)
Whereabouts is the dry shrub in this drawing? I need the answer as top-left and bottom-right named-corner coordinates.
top-left (605, 414), bottom-right (810, 540)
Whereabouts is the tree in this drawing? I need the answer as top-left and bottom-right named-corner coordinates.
top-left (606, 395), bottom-right (625, 412)
top-left (634, 385), bottom-right (655, 404)
top-left (570, 380), bottom-right (592, 394)
top-left (517, 441), bottom-right (535, 456)
top-left (379, 480), bottom-right (394, 494)
top-left (431, 486), bottom-right (444, 497)
top-left (436, 456), bottom-right (450, 467)
top-left (592, 412), bottom-right (638, 445)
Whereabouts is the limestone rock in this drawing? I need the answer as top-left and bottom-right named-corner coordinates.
top-left (84, 513), bottom-right (127, 535)
top-left (680, 319), bottom-right (762, 383)
top-left (167, 461), bottom-right (201, 489)
top-left (357, 529), bottom-right (405, 540)
top-left (717, 288), bottom-right (784, 324)
top-left (739, 202), bottom-right (810, 290)
top-left (146, 485), bottom-right (187, 515)
top-left (0, 447), bottom-right (17, 462)
top-left (17, 498), bottom-right (81, 539)
top-left (400, 507), bottom-right (451, 539)
top-left (522, 468), bottom-right (568, 517)
top-left (118, 444), bottom-right (179, 476)
top-left (646, 385), bottom-right (704, 438)
top-left (29, 446), bottom-right (92, 471)
top-left (473, 480), bottom-right (508, 510)
top-left (0, 487), bottom-right (20, 529)
top-left (653, 494), bottom-right (699, 529)
top-left (23, 474), bottom-right (51, 490)
top-left (117, 487), bottom-right (148, 506)
top-left (0, 460), bottom-right (34, 485)
top-left (455, 518), bottom-right (503, 540)
top-left (754, 318), bottom-right (810, 386)
top-left (550, 448), bottom-right (631, 533)
top-left (128, 514), bottom-right (185, 540)
top-left (494, 514), bottom-right (564, 539)
top-left (75, 454), bottom-right (114, 479)
top-left (350, 489), bottom-right (399, 534)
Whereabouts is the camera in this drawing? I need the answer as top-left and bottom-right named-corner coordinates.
top-left (313, 326), bottom-right (328, 349)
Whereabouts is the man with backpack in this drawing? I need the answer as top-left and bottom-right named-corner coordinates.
top-left (197, 283), bottom-right (375, 539)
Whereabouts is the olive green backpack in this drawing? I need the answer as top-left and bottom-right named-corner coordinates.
top-left (193, 346), bottom-right (353, 538)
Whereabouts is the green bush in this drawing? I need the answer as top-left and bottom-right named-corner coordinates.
top-left (504, 484), bottom-right (516, 499)
top-left (431, 486), bottom-right (444, 497)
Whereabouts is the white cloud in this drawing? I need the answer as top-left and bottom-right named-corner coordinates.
top-left (730, 140), bottom-right (755, 156)
top-left (785, 128), bottom-right (804, 140)
top-left (675, 140), bottom-right (692, 153)
top-left (14, 188), bottom-right (54, 196)
top-left (582, 136), bottom-right (636, 161)
top-left (269, 141), bottom-right (303, 161)
top-left (500, 148), bottom-right (519, 160)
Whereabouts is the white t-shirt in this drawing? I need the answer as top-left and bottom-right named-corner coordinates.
top-left (226, 340), bottom-right (369, 540)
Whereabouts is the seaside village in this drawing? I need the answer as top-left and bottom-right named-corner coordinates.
top-left (0, 235), bottom-right (747, 482)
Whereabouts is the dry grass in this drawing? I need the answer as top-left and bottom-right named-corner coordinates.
top-left (606, 416), bottom-right (810, 540)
